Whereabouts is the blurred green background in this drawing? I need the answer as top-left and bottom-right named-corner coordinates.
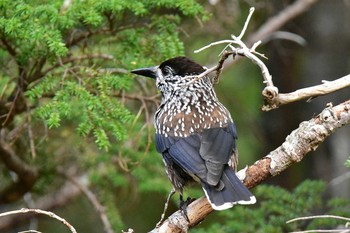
top-left (0, 0), bottom-right (349, 232)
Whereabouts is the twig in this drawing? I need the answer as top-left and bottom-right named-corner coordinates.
top-left (262, 74), bottom-right (350, 111)
top-left (26, 104), bottom-right (37, 158)
top-left (194, 3), bottom-right (349, 112)
top-left (237, 7), bottom-right (255, 39)
top-left (0, 208), bottom-right (77, 233)
top-left (58, 170), bottom-right (115, 233)
top-left (40, 54), bottom-right (114, 79)
top-left (264, 31), bottom-right (307, 46)
top-left (190, 7), bottom-right (265, 87)
top-left (287, 215), bottom-right (350, 224)
top-left (290, 230), bottom-right (350, 233)
top-left (0, 176), bottom-right (83, 230)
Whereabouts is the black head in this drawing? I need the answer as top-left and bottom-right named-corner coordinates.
top-left (158, 56), bottom-right (205, 77)
top-left (131, 56), bottom-right (208, 98)
top-left (131, 56), bottom-right (205, 79)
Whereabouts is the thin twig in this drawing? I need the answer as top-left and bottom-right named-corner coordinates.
top-left (41, 54), bottom-right (114, 78)
top-left (237, 7), bottom-right (255, 39)
top-left (0, 208), bottom-right (77, 233)
top-left (59, 170), bottom-right (115, 233)
top-left (290, 230), bottom-right (350, 233)
top-left (287, 215), bottom-right (350, 224)
top-left (26, 104), bottom-right (37, 158)
top-left (192, 7), bottom-right (275, 89)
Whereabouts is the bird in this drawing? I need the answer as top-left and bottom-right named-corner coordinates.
top-left (131, 56), bottom-right (256, 213)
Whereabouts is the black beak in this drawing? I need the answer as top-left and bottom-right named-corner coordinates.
top-left (131, 66), bottom-right (157, 79)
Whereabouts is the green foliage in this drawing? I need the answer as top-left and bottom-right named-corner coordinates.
top-left (0, 0), bottom-right (207, 231)
top-left (345, 157), bottom-right (350, 168)
top-left (192, 180), bottom-right (350, 233)
top-left (1, 0), bottom-right (207, 149)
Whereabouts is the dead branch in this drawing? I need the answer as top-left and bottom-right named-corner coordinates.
top-left (262, 74), bottom-right (350, 111)
top-left (0, 208), bottom-right (77, 233)
top-left (287, 215), bottom-right (350, 233)
top-left (0, 175), bottom-right (84, 231)
top-left (150, 99), bottom-right (350, 232)
top-left (194, 6), bottom-right (349, 112)
top-left (287, 214), bottom-right (350, 224)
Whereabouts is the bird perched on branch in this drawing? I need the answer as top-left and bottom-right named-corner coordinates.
top-left (131, 56), bottom-right (255, 213)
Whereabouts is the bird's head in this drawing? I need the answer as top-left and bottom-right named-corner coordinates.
top-left (131, 56), bottom-right (207, 96)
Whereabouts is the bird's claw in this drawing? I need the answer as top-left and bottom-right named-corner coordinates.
top-left (179, 196), bottom-right (196, 222)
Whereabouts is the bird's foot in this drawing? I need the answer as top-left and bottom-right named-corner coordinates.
top-left (179, 196), bottom-right (196, 222)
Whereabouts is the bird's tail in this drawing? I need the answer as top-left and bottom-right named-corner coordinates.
top-left (201, 166), bottom-right (256, 210)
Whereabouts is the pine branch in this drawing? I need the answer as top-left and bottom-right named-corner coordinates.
top-left (151, 99), bottom-right (350, 233)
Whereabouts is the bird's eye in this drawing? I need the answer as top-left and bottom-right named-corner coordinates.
top-left (162, 66), bottom-right (173, 76)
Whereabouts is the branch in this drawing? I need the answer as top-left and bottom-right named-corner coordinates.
top-left (287, 214), bottom-right (350, 224)
top-left (287, 215), bottom-right (350, 233)
top-left (247, 0), bottom-right (320, 45)
top-left (194, 6), bottom-right (349, 112)
top-left (59, 169), bottom-right (116, 233)
top-left (0, 130), bottom-right (38, 204)
top-left (0, 208), bottom-right (77, 233)
top-left (262, 74), bottom-right (350, 111)
top-left (151, 99), bottom-right (350, 232)
top-left (38, 54), bottom-right (114, 81)
top-left (0, 175), bottom-right (84, 231)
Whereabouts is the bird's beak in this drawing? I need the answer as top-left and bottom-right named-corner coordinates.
top-left (131, 66), bottom-right (158, 79)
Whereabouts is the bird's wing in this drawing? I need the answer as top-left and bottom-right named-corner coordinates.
top-left (155, 122), bottom-right (238, 186)
top-left (156, 134), bottom-right (207, 179)
top-left (199, 122), bottom-right (237, 185)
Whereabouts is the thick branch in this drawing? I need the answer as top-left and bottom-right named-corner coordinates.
top-left (262, 74), bottom-right (350, 111)
top-left (0, 136), bottom-right (38, 204)
top-left (151, 99), bottom-right (350, 233)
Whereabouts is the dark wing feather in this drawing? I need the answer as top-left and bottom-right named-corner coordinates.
top-left (155, 122), bottom-right (238, 186)
top-left (156, 134), bottom-right (207, 179)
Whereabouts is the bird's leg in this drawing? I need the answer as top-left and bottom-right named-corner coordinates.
top-left (179, 194), bottom-right (196, 222)
top-left (156, 188), bottom-right (176, 228)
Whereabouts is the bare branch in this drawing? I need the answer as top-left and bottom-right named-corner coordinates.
top-left (194, 5), bottom-right (349, 112)
top-left (0, 174), bottom-right (84, 231)
top-left (0, 208), bottom-right (77, 233)
top-left (222, 0), bottom-right (320, 71)
top-left (287, 214), bottom-right (350, 224)
top-left (150, 99), bottom-right (350, 232)
top-left (262, 74), bottom-right (350, 111)
top-left (290, 230), bottom-right (349, 233)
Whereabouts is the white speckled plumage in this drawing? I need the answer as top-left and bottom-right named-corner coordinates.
top-left (132, 56), bottom-right (255, 211)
